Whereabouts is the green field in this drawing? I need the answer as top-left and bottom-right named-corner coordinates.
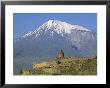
top-left (20, 57), bottom-right (97, 75)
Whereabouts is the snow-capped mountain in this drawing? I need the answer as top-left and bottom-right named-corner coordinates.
top-left (14, 20), bottom-right (97, 60)
top-left (22, 20), bottom-right (90, 38)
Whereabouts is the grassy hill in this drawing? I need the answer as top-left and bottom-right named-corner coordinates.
top-left (20, 57), bottom-right (97, 75)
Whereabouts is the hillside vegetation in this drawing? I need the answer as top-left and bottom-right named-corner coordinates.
top-left (20, 57), bottom-right (97, 75)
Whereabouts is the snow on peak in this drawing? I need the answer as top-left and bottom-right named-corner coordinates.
top-left (22, 19), bottom-right (91, 38)
top-left (22, 31), bottom-right (33, 38)
top-left (45, 20), bottom-right (90, 33)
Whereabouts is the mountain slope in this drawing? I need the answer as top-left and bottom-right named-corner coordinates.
top-left (14, 20), bottom-right (97, 60)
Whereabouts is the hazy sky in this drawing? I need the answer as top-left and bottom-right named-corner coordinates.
top-left (14, 13), bottom-right (97, 38)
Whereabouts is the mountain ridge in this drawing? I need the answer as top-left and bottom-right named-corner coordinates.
top-left (20, 20), bottom-right (91, 38)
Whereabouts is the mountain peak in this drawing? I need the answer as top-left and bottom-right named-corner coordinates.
top-left (43, 19), bottom-right (91, 33)
top-left (22, 20), bottom-right (91, 38)
top-left (47, 19), bottom-right (56, 23)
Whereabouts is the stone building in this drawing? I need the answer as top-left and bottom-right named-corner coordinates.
top-left (57, 49), bottom-right (64, 59)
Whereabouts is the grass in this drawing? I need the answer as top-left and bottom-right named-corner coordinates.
top-left (20, 57), bottom-right (97, 75)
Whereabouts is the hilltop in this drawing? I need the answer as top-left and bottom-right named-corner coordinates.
top-left (20, 57), bottom-right (97, 75)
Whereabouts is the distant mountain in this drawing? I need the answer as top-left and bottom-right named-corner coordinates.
top-left (14, 20), bottom-right (97, 61)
